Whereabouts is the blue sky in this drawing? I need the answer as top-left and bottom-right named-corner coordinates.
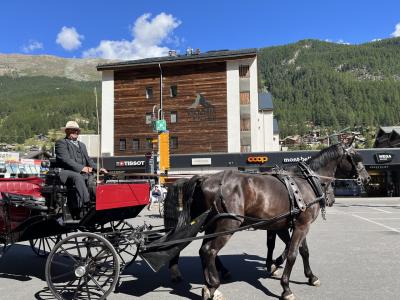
top-left (1, 0), bottom-right (399, 60)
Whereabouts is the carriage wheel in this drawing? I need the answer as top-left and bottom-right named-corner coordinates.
top-left (29, 235), bottom-right (62, 257)
top-left (45, 232), bottom-right (120, 300)
top-left (104, 221), bottom-right (139, 270)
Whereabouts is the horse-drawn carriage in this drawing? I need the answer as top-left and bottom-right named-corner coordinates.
top-left (0, 142), bottom-right (371, 300)
top-left (0, 162), bottom-right (162, 299)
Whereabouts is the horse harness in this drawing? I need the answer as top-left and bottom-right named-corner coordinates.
top-left (273, 162), bottom-right (328, 227)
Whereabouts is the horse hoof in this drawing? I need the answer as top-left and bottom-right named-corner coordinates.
top-left (270, 263), bottom-right (278, 274)
top-left (310, 278), bottom-right (321, 287)
top-left (271, 268), bottom-right (281, 278)
top-left (282, 293), bottom-right (296, 300)
top-left (213, 289), bottom-right (227, 300)
top-left (202, 286), bottom-right (211, 300)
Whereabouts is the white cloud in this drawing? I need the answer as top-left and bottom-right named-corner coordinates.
top-left (21, 40), bottom-right (43, 53)
top-left (324, 38), bottom-right (350, 45)
top-left (83, 12), bottom-right (181, 60)
top-left (56, 26), bottom-right (84, 51)
top-left (391, 23), bottom-right (400, 37)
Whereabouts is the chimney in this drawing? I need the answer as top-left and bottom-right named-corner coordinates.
top-left (168, 50), bottom-right (177, 57)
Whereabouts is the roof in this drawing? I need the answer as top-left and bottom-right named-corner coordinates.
top-left (258, 92), bottom-right (273, 110)
top-left (374, 126), bottom-right (400, 148)
top-left (97, 48), bottom-right (257, 71)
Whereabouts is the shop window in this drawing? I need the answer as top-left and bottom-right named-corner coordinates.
top-left (132, 139), bottom-right (140, 151)
top-left (170, 136), bottom-right (178, 149)
top-left (146, 87), bottom-right (153, 99)
top-left (170, 85), bottom-right (178, 98)
top-left (170, 111), bottom-right (177, 123)
top-left (119, 139), bottom-right (126, 151)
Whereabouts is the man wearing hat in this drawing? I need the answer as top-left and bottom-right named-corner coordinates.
top-left (55, 121), bottom-right (107, 218)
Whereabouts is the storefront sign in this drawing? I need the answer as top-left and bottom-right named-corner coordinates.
top-left (192, 158), bottom-right (212, 166)
top-left (115, 160), bottom-right (145, 167)
top-left (0, 151), bottom-right (19, 161)
top-left (374, 153), bottom-right (393, 164)
top-left (282, 156), bottom-right (311, 164)
top-left (247, 156), bottom-right (268, 164)
top-left (187, 93), bottom-right (216, 121)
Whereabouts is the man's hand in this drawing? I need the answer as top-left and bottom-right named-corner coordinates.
top-left (99, 168), bottom-right (108, 174)
top-left (81, 166), bottom-right (93, 173)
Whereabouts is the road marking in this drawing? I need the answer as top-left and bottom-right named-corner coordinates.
top-left (370, 217), bottom-right (400, 220)
top-left (368, 207), bottom-right (392, 213)
top-left (352, 214), bottom-right (400, 233)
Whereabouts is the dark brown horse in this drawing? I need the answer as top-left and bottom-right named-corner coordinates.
top-left (167, 143), bottom-right (370, 300)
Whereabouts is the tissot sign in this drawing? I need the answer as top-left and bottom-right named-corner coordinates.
top-left (115, 160), bottom-right (145, 167)
top-left (374, 153), bottom-right (393, 164)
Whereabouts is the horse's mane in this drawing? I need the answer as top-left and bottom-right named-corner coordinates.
top-left (164, 177), bottom-right (190, 229)
top-left (308, 144), bottom-right (344, 171)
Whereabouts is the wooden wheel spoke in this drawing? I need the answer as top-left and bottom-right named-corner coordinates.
top-left (52, 270), bottom-right (75, 281)
top-left (88, 274), bottom-right (107, 294)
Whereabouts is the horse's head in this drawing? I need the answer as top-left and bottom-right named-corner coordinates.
top-left (338, 140), bottom-right (371, 185)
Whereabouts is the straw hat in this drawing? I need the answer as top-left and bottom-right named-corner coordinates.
top-left (62, 121), bottom-right (80, 132)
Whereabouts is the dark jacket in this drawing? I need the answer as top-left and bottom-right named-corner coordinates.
top-left (55, 138), bottom-right (96, 173)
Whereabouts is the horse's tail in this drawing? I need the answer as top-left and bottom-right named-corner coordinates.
top-left (176, 175), bottom-right (203, 230)
top-left (164, 177), bottom-right (190, 230)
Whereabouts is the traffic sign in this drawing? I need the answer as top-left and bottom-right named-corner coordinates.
top-left (155, 119), bottom-right (167, 132)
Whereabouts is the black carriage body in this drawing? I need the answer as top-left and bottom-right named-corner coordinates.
top-left (0, 167), bottom-right (150, 245)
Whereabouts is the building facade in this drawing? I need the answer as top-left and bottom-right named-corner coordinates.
top-left (97, 49), bottom-right (279, 157)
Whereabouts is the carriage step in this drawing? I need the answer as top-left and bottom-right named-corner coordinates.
top-left (62, 220), bottom-right (80, 225)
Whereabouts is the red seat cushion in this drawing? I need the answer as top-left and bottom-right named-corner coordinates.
top-left (0, 177), bottom-right (43, 199)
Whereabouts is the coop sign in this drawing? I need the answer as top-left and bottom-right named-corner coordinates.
top-left (374, 153), bottom-right (393, 164)
top-left (115, 160), bottom-right (145, 167)
top-left (247, 156), bottom-right (268, 164)
top-left (282, 156), bottom-right (311, 164)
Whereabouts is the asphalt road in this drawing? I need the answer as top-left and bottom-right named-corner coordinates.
top-left (0, 197), bottom-right (399, 300)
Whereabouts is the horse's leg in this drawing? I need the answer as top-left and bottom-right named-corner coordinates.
top-left (299, 237), bottom-right (320, 286)
top-left (169, 254), bottom-right (183, 283)
top-left (200, 220), bottom-right (240, 300)
top-left (265, 230), bottom-right (277, 274)
top-left (275, 229), bottom-right (291, 266)
top-left (216, 255), bottom-right (231, 280)
top-left (280, 225), bottom-right (309, 300)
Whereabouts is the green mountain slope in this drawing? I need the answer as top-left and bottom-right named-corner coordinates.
top-left (0, 76), bottom-right (100, 143)
top-left (258, 38), bottom-right (400, 136)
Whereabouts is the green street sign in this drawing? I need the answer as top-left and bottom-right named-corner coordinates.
top-left (155, 119), bottom-right (167, 131)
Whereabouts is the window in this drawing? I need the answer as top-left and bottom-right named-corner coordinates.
top-left (146, 87), bottom-right (153, 99)
top-left (119, 139), bottom-right (126, 151)
top-left (170, 111), bottom-right (177, 123)
top-left (170, 85), bottom-right (178, 97)
top-left (239, 65), bottom-right (250, 78)
top-left (145, 113), bottom-right (152, 124)
top-left (170, 136), bottom-right (178, 149)
top-left (132, 139), bottom-right (140, 151)
top-left (240, 92), bottom-right (250, 105)
top-left (145, 138), bottom-right (153, 149)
